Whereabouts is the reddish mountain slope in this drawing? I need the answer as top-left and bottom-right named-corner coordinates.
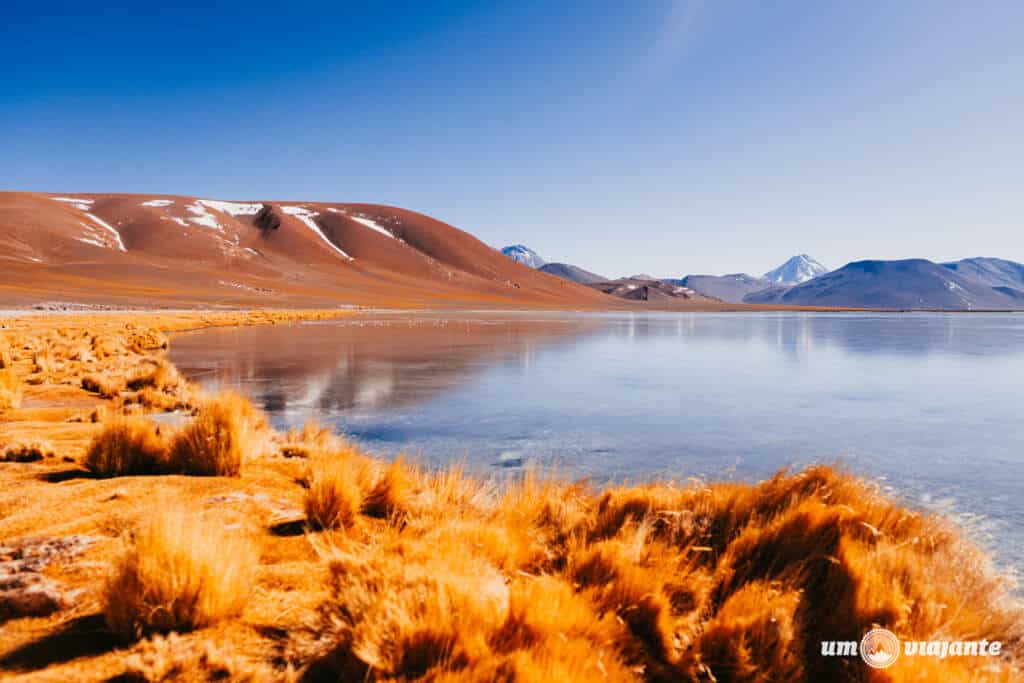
top-left (0, 192), bottom-right (617, 309)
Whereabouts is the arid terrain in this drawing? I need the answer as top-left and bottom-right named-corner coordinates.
top-left (0, 192), bottom-right (647, 310)
top-left (0, 310), bottom-right (1021, 682)
top-left (0, 192), bottom-right (859, 313)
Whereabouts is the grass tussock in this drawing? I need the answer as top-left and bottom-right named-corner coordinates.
top-left (0, 368), bottom-right (21, 410)
top-left (2, 439), bottom-right (55, 462)
top-left (31, 348), bottom-right (53, 376)
top-left (84, 418), bottom-right (169, 476)
top-left (104, 505), bottom-right (258, 639)
top-left (0, 338), bottom-right (12, 369)
top-left (280, 421), bottom-right (344, 459)
top-left (82, 373), bottom-right (124, 398)
top-left (299, 465), bottom-right (1023, 682)
top-left (304, 448), bottom-right (376, 530)
top-left (168, 392), bottom-right (260, 477)
top-left (363, 456), bottom-right (415, 519)
top-left (122, 632), bottom-right (277, 682)
top-left (130, 386), bottom-right (184, 411)
top-left (127, 358), bottom-right (181, 392)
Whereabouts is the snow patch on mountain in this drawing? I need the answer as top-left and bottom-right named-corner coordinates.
top-left (351, 215), bottom-right (400, 241)
top-left (329, 207), bottom-right (401, 241)
top-left (199, 200), bottom-right (263, 216)
top-left (51, 197), bottom-right (94, 211)
top-left (501, 244), bottom-right (546, 268)
top-left (50, 197), bottom-right (126, 251)
top-left (186, 203), bottom-right (222, 230)
top-left (141, 199), bottom-right (175, 207)
top-left (283, 206), bottom-right (353, 260)
top-left (763, 254), bottom-right (828, 285)
top-left (83, 214), bottom-right (127, 252)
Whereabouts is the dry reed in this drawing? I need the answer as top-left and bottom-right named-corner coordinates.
top-left (103, 505), bottom-right (259, 639)
top-left (84, 417), bottom-right (169, 476)
top-left (0, 368), bottom-right (21, 410)
top-left (168, 392), bottom-right (258, 476)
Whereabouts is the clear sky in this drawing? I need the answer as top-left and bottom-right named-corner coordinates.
top-left (3, 1), bottom-right (1022, 277)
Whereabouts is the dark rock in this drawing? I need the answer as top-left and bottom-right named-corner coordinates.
top-left (0, 577), bottom-right (69, 620)
top-left (255, 204), bottom-right (281, 232)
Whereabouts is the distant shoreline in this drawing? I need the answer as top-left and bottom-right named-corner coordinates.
top-left (4, 303), bottom-right (1023, 318)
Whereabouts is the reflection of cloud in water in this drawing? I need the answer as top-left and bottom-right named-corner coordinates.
top-left (352, 369), bottom-right (396, 410)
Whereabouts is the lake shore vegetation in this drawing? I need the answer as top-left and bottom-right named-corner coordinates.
top-left (0, 311), bottom-right (1020, 681)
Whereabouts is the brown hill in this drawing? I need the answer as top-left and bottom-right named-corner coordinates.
top-left (0, 192), bottom-right (625, 309)
top-left (588, 277), bottom-right (713, 302)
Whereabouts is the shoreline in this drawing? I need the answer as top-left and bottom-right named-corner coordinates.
top-left (1, 310), bottom-right (1021, 681)
top-left (5, 304), bottom-right (1023, 319)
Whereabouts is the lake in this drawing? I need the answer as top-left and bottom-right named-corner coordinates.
top-left (171, 311), bottom-right (1024, 569)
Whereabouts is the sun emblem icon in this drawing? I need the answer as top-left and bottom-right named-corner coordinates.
top-left (860, 628), bottom-right (901, 669)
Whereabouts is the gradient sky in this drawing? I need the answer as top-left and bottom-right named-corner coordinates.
top-left (3, 1), bottom-right (1022, 277)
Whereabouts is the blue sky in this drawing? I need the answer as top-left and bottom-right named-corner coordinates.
top-left (3, 1), bottom-right (1022, 277)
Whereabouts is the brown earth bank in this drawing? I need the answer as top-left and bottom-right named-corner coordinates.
top-left (0, 191), bottom-right (857, 312)
top-left (0, 311), bottom-right (1021, 682)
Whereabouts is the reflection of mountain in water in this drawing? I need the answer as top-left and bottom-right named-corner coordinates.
top-left (172, 314), bottom-right (1024, 418)
top-left (598, 313), bottom-right (1024, 358)
top-left (170, 316), bottom-right (604, 415)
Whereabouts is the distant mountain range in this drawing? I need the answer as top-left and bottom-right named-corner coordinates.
top-left (19, 199), bottom-right (1019, 312)
top-left (588, 277), bottom-right (710, 303)
top-left (500, 244), bottom-right (608, 285)
top-left (747, 258), bottom-right (1024, 309)
top-left (500, 244), bottom-right (1024, 310)
top-left (675, 255), bottom-right (829, 302)
top-left (502, 248), bottom-right (829, 303)
top-left (499, 244), bottom-right (711, 302)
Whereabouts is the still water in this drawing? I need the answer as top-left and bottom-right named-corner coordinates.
top-left (171, 312), bottom-right (1024, 567)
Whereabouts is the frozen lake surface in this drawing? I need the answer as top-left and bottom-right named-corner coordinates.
top-left (172, 311), bottom-right (1024, 570)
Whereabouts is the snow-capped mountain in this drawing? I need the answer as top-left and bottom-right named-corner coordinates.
top-left (745, 258), bottom-right (1024, 310)
top-left (501, 244), bottom-right (546, 269)
top-left (762, 254), bottom-right (828, 285)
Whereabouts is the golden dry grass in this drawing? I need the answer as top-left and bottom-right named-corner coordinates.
top-left (1, 439), bottom-right (55, 462)
top-left (81, 373), bottom-right (124, 398)
top-left (297, 465), bottom-right (1023, 682)
top-left (168, 392), bottom-right (260, 477)
top-left (304, 447), bottom-right (375, 530)
top-left (0, 367), bottom-right (21, 410)
top-left (363, 456), bottom-right (415, 519)
top-left (127, 358), bottom-right (181, 392)
top-left (121, 632), bottom-right (278, 682)
top-left (31, 347), bottom-right (53, 376)
top-left (0, 337), bottom-right (13, 369)
top-left (103, 504), bottom-right (259, 640)
top-left (280, 420), bottom-right (341, 459)
top-left (84, 417), bottom-right (170, 476)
